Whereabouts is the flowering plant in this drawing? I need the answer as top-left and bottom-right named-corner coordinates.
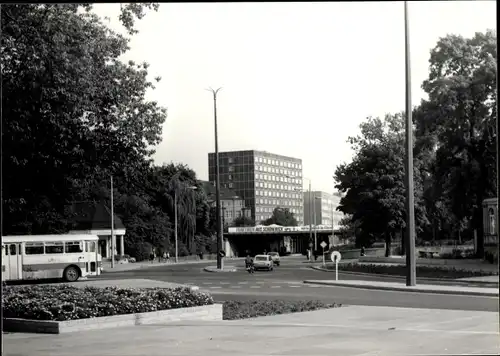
top-left (2, 284), bottom-right (214, 321)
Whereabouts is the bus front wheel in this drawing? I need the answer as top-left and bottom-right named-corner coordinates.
top-left (63, 266), bottom-right (80, 282)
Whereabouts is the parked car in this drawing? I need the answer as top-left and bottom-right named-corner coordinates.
top-left (253, 255), bottom-right (274, 271)
top-left (267, 252), bottom-right (280, 266)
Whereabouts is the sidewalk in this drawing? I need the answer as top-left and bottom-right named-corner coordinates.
top-left (303, 279), bottom-right (499, 297)
top-left (4, 305), bottom-right (498, 355)
top-left (102, 258), bottom-right (244, 273)
top-left (458, 275), bottom-right (499, 282)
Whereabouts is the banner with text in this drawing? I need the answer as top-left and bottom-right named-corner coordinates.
top-left (228, 225), bottom-right (341, 234)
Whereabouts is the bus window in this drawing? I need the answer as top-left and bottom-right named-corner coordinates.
top-left (65, 241), bottom-right (84, 253)
top-left (9, 244), bottom-right (17, 255)
top-left (45, 241), bottom-right (64, 254)
top-left (25, 242), bottom-right (44, 255)
top-left (86, 241), bottom-right (96, 253)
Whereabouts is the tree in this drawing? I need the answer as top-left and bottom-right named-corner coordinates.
top-left (231, 215), bottom-right (255, 227)
top-left (417, 30), bottom-right (497, 256)
top-left (338, 215), bottom-right (356, 242)
top-left (334, 114), bottom-right (428, 256)
top-left (150, 163), bottom-right (211, 254)
top-left (2, 4), bottom-right (166, 235)
top-left (262, 207), bottom-right (298, 226)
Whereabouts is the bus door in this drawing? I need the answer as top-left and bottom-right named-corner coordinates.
top-left (85, 240), bottom-right (100, 276)
top-left (2, 244), bottom-right (7, 281)
top-left (6, 243), bottom-right (22, 280)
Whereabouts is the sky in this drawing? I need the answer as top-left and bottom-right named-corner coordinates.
top-left (94, 1), bottom-right (496, 193)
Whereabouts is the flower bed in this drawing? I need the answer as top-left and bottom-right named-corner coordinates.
top-left (324, 262), bottom-right (497, 279)
top-left (2, 284), bottom-right (214, 321)
top-left (222, 300), bottom-right (341, 320)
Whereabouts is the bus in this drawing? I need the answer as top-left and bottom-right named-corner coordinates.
top-left (2, 234), bottom-right (102, 282)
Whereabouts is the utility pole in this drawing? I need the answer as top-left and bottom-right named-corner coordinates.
top-left (110, 176), bottom-right (115, 269)
top-left (331, 201), bottom-right (334, 245)
top-left (404, 1), bottom-right (416, 286)
top-left (313, 195), bottom-right (318, 251)
top-left (174, 190), bottom-right (178, 263)
top-left (308, 180), bottom-right (312, 250)
top-left (207, 87), bottom-right (223, 270)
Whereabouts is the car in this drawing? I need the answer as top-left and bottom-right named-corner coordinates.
top-left (253, 254), bottom-right (274, 271)
top-left (267, 252), bottom-right (280, 266)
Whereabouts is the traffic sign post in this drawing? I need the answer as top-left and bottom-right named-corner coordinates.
top-left (320, 241), bottom-right (327, 266)
top-left (330, 251), bottom-right (342, 281)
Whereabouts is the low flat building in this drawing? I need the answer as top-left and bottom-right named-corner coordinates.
top-left (68, 201), bottom-right (126, 259)
top-left (483, 198), bottom-right (498, 245)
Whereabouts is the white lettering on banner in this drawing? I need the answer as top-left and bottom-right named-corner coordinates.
top-left (227, 225), bottom-right (341, 234)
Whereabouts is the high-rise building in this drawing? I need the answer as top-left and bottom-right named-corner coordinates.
top-left (303, 191), bottom-right (344, 226)
top-left (208, 150), bottom-right (303, 225)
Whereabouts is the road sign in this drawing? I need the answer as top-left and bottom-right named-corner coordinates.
top-left (331, 251), bottom-right (341, 263)
top-left (320, 241), bottom-right (327, 249)
top-left (330, 251), bottom-right (342, 281)
top-left (219, 250), bottom-right (226, 258)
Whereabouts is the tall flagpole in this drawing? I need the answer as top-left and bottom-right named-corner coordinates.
top-left (404, 1), bottom-right (416, 286)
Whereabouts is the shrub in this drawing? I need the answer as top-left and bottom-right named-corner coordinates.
top-left (2, 284), bottom-right (214, 321)
top-left (485, 250), bottom-right (499, 264)
top-left (324, 262), bottom-right (497, 279)
top-left (222, 300), bottom-right (341, 320)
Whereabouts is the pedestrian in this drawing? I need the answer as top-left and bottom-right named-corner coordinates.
top-left (163, 252), bottom-right (167, 262)
top-left (149, 251), bottom-right (154, 263)
top-left (166, 252), bottom-right (170, 263)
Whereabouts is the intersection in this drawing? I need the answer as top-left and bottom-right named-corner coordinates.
top-left (97, 257), bottom-right (499, 312)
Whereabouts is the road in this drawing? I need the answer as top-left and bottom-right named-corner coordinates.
top-left (97, 257), bottom-right (499, 312)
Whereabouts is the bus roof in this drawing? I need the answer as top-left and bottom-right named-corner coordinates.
top-left (2, 235), bottom-right (99, 243)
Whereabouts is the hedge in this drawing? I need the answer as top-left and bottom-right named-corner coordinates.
top-left (2, 284), bottom-right (214, 321)
top-left (324, 262), bottom-right (497, 279)
top-left (222, 300), bottom-right (341, 320)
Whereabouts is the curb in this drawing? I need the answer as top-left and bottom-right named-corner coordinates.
top-left (3, 304), bottom-right (222, 334)
top-left (303, 280), bottom-right (499, 297)
top-left (302, 259), bottom-right (358, 264)
top-left (102, 258), bottom-right (245, 273)
top-left (203, 266), bottom-right (238, 273)
top-left (310, 266), bottom-right (499, 287)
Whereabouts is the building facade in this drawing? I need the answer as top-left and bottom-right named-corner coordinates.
top-left (303, 191), bottom-right (344, 226)
top-left (208, 150), bottom-right (303, 225)
top-left (68, 202), bottom-right (127, 259)
top-left (200, 180), bottom-right (250, 226)
top-left (482, 198), bottom-right (498, 245)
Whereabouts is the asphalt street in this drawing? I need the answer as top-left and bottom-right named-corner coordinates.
top-left (97, 257), bottom-right (499, 312)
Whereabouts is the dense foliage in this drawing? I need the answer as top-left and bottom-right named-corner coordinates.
top-left (261, 207), bottom-right (299, 226)
top-left (2, 284), bottom-right (214, 321)
top-left (1, 4), bottom-right (217, 259)
top-left (324, 262), bottom-right (497, 279)
top-left (222, 300), bottom-right (341, 320)
top-left (334, 30), bottom-right (497, 257)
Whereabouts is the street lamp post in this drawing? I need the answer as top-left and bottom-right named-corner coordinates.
top-left (207, 87), bottom-right (223, 270)
top-left (314, 196), bottom-right (322, 251)
top-left (404, 1), bottom-right (417, 286)
top-left (110, 176), bottom-right (115, 269)
top-left (293, 176), bottom-right (313, 256)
